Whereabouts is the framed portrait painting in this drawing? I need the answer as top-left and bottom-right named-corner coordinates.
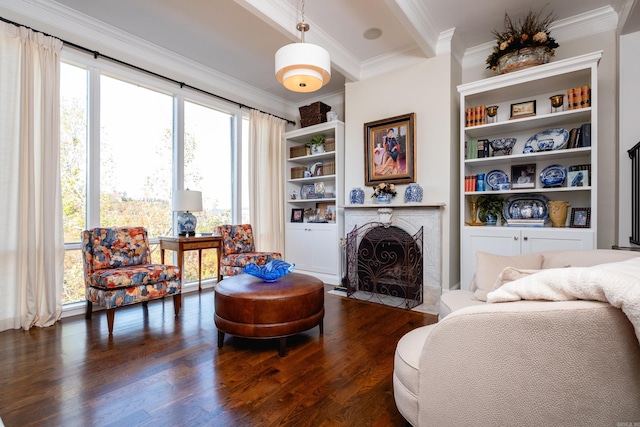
top-left (364, 113), bottom-right (416, 186)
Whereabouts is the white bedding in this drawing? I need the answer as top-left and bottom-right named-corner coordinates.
top-left (487, 257), bottom-right (640, 342)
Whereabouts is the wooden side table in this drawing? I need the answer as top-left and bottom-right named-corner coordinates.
top-left (159, 235), bottom-right (223, 290)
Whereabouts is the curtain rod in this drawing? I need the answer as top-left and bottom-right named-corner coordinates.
top-left (0, 16), bottom-right (296, 126)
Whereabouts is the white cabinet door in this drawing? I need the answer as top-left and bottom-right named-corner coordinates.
top-left (285, 223), bottom-right (337, 275)
top-left (520, 229), bottom-right (594, 253)
top-left (461, 227), bottom-right (595, 289)
top-left (461, 227), bottom-right (519, 290)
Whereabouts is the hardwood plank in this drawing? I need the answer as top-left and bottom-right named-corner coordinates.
top-left (0, 285), bottom-right (436, 426)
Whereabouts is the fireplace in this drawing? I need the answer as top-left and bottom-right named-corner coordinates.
top-left (346, 223), bottom-right (423, 309)
top-left (343, 204), bottom-right (443, 314)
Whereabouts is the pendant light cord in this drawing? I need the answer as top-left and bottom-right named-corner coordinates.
top-left (0, 16), bottom-right (296, 125)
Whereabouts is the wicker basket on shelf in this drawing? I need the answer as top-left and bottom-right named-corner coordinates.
top-left (322, 161), bottom-right (335, 176)
top-left (325, 138), bottom-right (335, 152)
top-left (290, 145), bottom-right (307, 158)
top-left (299, 102), bottom-right (331, 128)
top-left (291, 166), bottom-right (306, 179)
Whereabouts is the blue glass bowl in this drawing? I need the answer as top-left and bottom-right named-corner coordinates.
top-left (244, 260), bottom-right (295, 282)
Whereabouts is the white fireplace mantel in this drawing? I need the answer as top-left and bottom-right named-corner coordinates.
top-left (343, 203), bottom-right (445, 315)
top-left (342, 202), bottom-right (446, 209)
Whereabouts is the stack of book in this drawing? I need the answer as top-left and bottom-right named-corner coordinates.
top-left (464, 175), bottom-right (478, 192)
top-left (465, 139), bottom-right (490, 159)
top-left (465, 105), bottom-right (487, 127)
top-left (506, 219), bottom-right (545, 227)
top-left (567, 86), bottom-right (591, 110)
top-left (566, 123), bottom-right (591, 149)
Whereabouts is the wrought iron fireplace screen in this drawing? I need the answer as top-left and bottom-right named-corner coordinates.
top-left (345, 222), bottom-right (423, 309)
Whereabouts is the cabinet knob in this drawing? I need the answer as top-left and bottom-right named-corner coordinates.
top-left (514, 236), bottom-right (518, 241)
top-left (523, 236), bottom-right (528, 241)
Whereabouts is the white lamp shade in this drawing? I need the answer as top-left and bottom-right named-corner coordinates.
top-left (275, 42), bottom-right (331, 93)
top-left (172, 190), bottom-right (202, 212)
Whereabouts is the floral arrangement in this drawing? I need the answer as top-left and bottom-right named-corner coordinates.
top-left (371, 182), bottom-right (397, 198)
top-left (486, 8), bottom-right (559, 71)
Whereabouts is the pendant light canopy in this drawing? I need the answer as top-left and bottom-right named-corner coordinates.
top-left (275, 1), bottom-right (330, 93)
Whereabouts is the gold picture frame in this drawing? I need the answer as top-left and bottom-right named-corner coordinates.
top-left (510, 100), bottom-right (536, 119)
top-left (364, 113), bottom-right (416, 186)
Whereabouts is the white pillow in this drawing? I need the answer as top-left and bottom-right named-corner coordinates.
top-left (473, 252), bottom-right (544, 301)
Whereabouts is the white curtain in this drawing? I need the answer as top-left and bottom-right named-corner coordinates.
top-left (248, 110), bottom-right (286, 253)
top-left (0, 22), bottom-right (64, 332)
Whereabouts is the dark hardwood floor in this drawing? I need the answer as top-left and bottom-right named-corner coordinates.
top-left (0, 286), bottom-right (436, 427)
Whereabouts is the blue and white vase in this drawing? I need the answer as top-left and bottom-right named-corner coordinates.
top-left (350, 187), bottom-right (365, 204)
top-left (376, 193), bottom-right (392, 204)
top-left (404, 183), bottom-right (423, 203)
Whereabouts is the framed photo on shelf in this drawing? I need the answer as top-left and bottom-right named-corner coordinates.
top-left (364, 112), bottom-right (416, 186)
top-left (316, 202), bottom-right (336, 221)
top-left (570, 207), bottom-right (591, 228)
top-left (291, 208), bottom-right (304, 223)
top-left (567, 170), bottom-right (588, 187)
top-left (511, 164), bottom-right (536, 189)
top-left (510, 100), bottom-right (536, 119)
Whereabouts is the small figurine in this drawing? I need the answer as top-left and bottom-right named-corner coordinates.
top-left (291, 190), bottom-right (298, 200)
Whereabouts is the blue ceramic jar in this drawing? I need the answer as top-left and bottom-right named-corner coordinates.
top-left (350, 187), bottom-right (365, 204)
top-left (404, 183), bottom-right (423, 203)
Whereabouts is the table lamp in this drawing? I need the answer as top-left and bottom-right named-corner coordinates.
top-left (173, 189), bottom-right (203, 237)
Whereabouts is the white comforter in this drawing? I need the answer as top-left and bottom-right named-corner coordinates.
top-left (487, 257), bottom-right (640, 342)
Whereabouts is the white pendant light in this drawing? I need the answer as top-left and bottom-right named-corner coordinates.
top-left (275, 1), bottom-right (330, 93)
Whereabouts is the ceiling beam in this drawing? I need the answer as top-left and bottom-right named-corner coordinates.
top-left (383, 0), bottom-right (438, 58)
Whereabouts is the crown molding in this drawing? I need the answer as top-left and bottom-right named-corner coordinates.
top-left (1, 0), bottom-right (299, 118)
top-left (462, 6), bottom-right (619, 70)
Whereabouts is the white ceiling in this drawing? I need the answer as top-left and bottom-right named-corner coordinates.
top-left (17, 0), bottom-right (640, 104)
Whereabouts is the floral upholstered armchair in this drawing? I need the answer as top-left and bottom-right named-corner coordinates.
top-left (81, 227), bottom-right (181, 334)
top-left (213, 224), bottom-right (282, 277)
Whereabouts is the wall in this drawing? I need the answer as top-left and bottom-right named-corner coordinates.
top-left (463, 30), bottom-right (619, 249)
top-left (619, 30), bottom-right (640, 246)
top-left (344, 53), bottom-right (461, 291)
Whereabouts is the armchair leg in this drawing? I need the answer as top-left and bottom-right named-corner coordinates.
top-left (173, 294), bottom-right (182, 316)
top-left (85, 301), bottom-right (92, 319)
top-left (106, 309), bottom-right (115, 335)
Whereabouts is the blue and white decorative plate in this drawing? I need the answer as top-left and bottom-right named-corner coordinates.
top-left (539, 164), bottom-right (567, 187)
top-left (485, 169), bottom-right (509, 190)
top-left (522, 128), bottom-right (569, 153)
top-left (503, 194), bottom-right (550, 222)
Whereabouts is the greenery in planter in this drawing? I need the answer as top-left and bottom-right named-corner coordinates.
top-left (309, 134), bottom-right (326, 147)
top-left (486, 7), bottom-right (559, 71)
top-left (477, 195), bottom-right (505, 224)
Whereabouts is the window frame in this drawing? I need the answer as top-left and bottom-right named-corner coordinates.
top-left (60, 49), bottom-right (249, 310)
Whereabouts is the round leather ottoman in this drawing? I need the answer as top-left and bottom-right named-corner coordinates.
top-left (214, 272), bottom-right (324, 356)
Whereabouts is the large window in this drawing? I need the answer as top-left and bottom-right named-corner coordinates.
top-left (99, 75), bottom-right (173, 237)
top-left (60, 63), bottom-right (88, 304)
top-left (60, 57), bottom-right (248, 305)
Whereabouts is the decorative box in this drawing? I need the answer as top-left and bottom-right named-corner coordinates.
top-left (299, 102), bottom-right (331, 128)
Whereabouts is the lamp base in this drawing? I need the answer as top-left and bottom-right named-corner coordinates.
top-left (177, 211), bottom-right (197, 237)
